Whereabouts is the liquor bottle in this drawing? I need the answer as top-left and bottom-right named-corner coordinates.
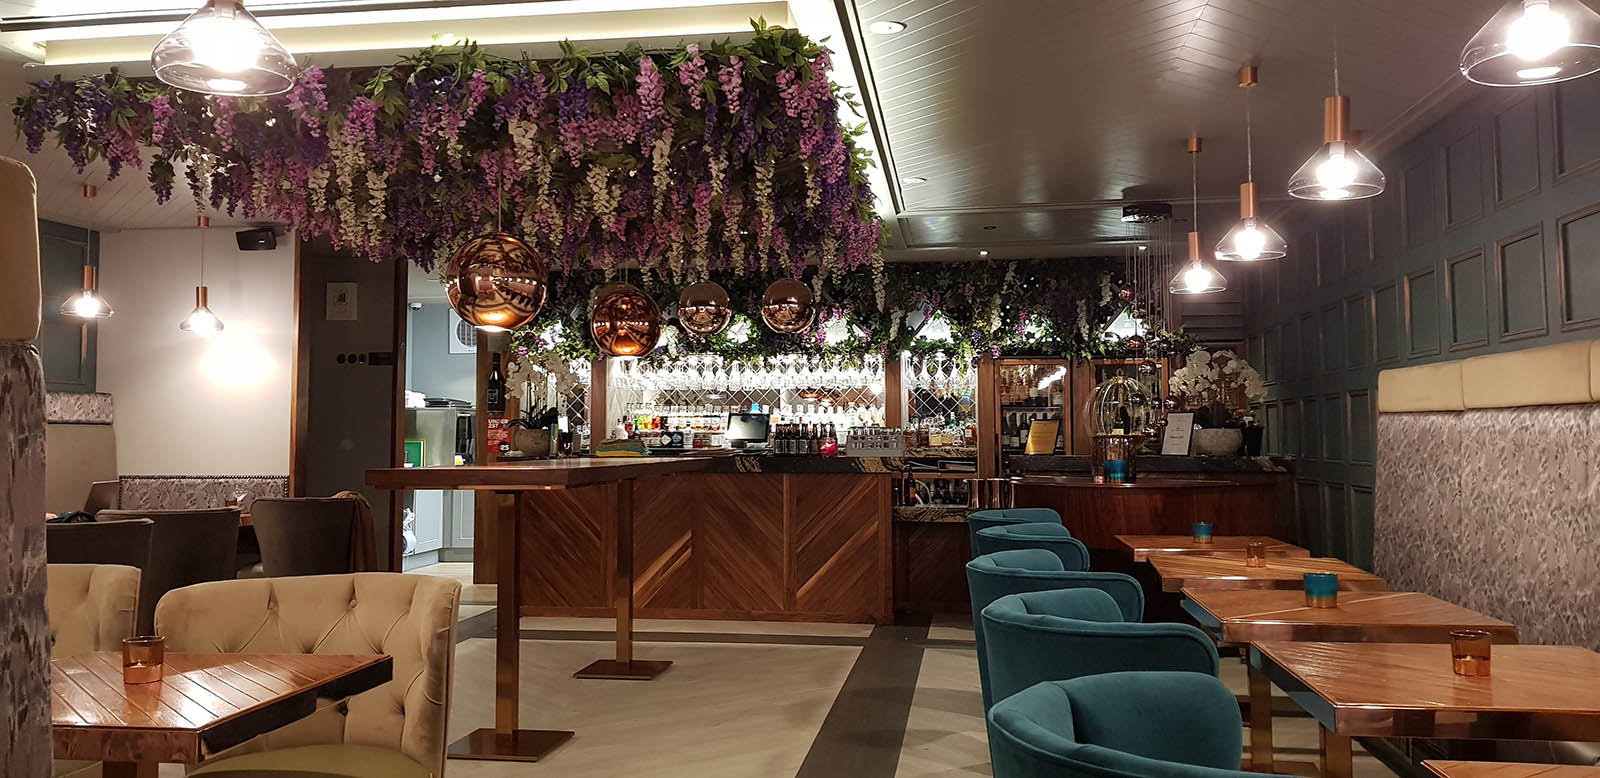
top-left (485, 354), bottom-right (506, 414)
top-left (808, 424), bottom-right (820, 456)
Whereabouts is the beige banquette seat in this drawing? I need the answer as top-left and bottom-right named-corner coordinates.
top-left (47, 563), bottom-right (141, 778)
top-left (154, 573), bottom-right (461, 778)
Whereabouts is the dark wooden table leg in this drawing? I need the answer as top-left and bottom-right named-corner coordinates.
top-left (575, 478), bottom-right (672, 680)
top-left (449, 490), bottom-right (574, 761)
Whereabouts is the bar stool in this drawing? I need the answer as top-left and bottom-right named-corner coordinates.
top-left (987, 672), bottom-right (1275, 778)
top-left (966, 549), bottom-right (1142, 709)
top-left (974, 522), bottom-right (1089, 571)
top-left (966, 507), bottom-right (1063, 559)
top-left (980, 587), bottom-right (1218, 705)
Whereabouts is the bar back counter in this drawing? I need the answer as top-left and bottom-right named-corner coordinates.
top-left (892, 455), bottom-right (1297, 613)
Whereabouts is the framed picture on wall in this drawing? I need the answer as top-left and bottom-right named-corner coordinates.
top-left (447, 309), bottom-right (477, 354)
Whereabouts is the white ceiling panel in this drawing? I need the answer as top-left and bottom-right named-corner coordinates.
top-left (852, 0), bottom-right (1509, 256)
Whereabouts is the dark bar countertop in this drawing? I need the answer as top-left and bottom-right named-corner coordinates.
top-left (1006, 454), bottom-right (1294, 474)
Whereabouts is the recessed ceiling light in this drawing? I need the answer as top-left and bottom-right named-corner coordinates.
top-left (903, 175), bottom-right (928, 184)
top-left (1139, 245), bottom-right (1148, 251)
top-left (869, 20), bottom-right (907, 34)
top-left (979, 250), bottom-right (990, 257)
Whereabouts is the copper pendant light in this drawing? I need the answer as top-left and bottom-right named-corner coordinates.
top-left (591, 283), bottom-right (662, 357)
top-left (1168, 137), bottom-right (1227, 295)
top-left (444, 232), bottom-right (549, 333)
top-left (760, 278), bottom-right (816, 334)
top-left (1216, 65), bottom-right (1288, 261)
top-left (677, 281), bottom-right (733, 336)
top-left (179, 214), bottom-right (224, 334)
top-left (1288, 9), bottom-right (1386, 201)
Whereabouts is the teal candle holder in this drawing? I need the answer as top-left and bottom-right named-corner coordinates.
top-left (1304, 572), bottom-right (1338, 608)
top-left (1191, 522), bottom-right (1213, 544)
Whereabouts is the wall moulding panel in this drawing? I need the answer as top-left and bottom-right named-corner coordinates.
top-left (1242, 79), bottom-right (1600, 571)
top-left (1494, 225), bottom-right (1549, 342)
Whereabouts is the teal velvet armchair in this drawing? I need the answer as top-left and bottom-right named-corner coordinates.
top-left (966, 549), bottom-right (1144, 709)
top-left (981, 588), bottom-right (1220, 706)
top-left (975, 522), bottom-right (1090, 571)
top-left (967, 508), bottom-right (1064, 559)
top-left (988, 672), bottom-right (1273, 778)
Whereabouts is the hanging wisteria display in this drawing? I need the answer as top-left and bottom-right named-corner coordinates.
top-left (12, 21), bottom-right (882, 286)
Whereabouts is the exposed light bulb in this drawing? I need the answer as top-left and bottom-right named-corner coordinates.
top-left (180, 307), bottom-right (222, 335)
top-left (1183, 262), bottom-right (1214, 294)
top-left (1508, 0), bottom-right (1570, 60)
top-left (186, 13), bottom-right (262, 73)
top-left (1315, 142), bottom-right (1359, 190)
top-left (71, 294), bottom-right (107, 318)
top-left (1232, 223), bottom-right (1267, 260)
top-left (207, 78), bottom-right (249, 92)
top-left (180, 286), bottom-right (224, 334)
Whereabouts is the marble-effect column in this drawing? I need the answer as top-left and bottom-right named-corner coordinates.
top-left (0, 343), bottom-right (50, 776)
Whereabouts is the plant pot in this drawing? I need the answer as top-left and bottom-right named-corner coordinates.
top-left (1242, 426), bottom-right (1264, 456)
top-left (1191, 427), bottom-right (1243, 457)
top-left (511, 428), bottom-right (551, 458)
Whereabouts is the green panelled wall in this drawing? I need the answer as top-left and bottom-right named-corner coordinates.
top-left (37, 220), bottom-right (99, 393)
top-left (1239, 76), bottom-right (1600, 570)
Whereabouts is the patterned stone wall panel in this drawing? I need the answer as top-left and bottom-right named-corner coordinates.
top-left (44, 392), bottom-right (112, 425)
top-left (1377, 408), bottom-right (1600, 650)
top-left (1456, 405), bottom-right (1600, 648)
top-left (117, 476), bottom-right (288, 511)
top-left (0, 343), bottom-right (52, 777)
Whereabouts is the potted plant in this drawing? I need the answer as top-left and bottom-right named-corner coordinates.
top-left (509, 405), bottom-right (560, 458)
top-left (1167, 349), bottom-right (1267, 456)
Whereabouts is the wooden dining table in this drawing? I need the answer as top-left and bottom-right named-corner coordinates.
top-left (1425, 762), bottom-right (1600, 778)
top-left (1252, 641), bottom-right (1600, 778)
top-left (1183, 589), bottom-right (1518, 773)
top-left (52, 652), bottom-right (392, 778)
top-left (1115, 534), bottom-right (1309, 563)
top-left (1146, 552), bottom-right (1386, 593)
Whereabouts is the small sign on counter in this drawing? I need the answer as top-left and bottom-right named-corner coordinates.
top-left (487, 417), bottom-right (513, 454)
top-left (1161, 412), bottom-right (1195, 455)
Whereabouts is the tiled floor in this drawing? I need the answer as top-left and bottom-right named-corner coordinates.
top-left (404, 563), bottom-right (1402, 777)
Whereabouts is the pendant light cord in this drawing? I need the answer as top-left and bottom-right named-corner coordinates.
top-left (1332, 0), bottom-right (1342, 96)
top-left (1245, 85), bottom-right (1254, 182)
top-left (1191, 145), bottom-right (1199, 227)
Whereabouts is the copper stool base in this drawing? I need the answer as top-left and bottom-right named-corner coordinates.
top-left (574, 659), bottom-right (673, 680)
top-left (448, 728), bottom-right (574, 761)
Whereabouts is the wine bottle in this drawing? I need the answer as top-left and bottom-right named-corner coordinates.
top-left (486, 354), bottom-right (506, 413)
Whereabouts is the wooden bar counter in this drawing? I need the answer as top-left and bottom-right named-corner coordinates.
top-left (368, 454), bottom-right (894, 762)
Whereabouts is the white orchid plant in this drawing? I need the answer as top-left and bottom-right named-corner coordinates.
top-left (1168, 349), bottom-right (1267, 428)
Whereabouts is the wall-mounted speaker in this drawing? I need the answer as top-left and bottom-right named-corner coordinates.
top-left (236, 228), bottom-right (277, 251)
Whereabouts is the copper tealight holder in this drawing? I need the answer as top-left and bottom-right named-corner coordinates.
top-left (1245, 541), bottom-right (1267, 568)
top-left (122, 636), bottom-right (165, 684)
top-left (1450, 630), bottom-right (1492, 677)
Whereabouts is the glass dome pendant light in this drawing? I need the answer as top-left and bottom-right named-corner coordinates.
top-left (1217, 65), bottom-right (1288, 262)
top-left (59, 265), bottom-right (114, 319)
top-left (180, 215), bottom-right (224, 335)
top-left (1289, 11), bottom-right (1386, 202)
top-left (1169, 136), bottom-right (1228, 295)
top-left (151, 0), bottom-right (296, 97)
top-left (1461, 0), bottom-right (1600, 86)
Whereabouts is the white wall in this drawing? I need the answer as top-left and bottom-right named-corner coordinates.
top-left (97, 228), bottom-right (294, 475)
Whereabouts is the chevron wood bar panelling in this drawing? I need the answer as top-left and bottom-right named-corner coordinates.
top-left (519, 473), bottom-right (895, 624)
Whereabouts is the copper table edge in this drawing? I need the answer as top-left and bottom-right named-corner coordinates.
top-left (1218, 621), bottom-right (1521, 644)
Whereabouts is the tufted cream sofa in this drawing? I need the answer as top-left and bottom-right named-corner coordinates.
top-left (47, 563), bottom-right (139, 659)
top-left (48, 564), bottom-right (141, 778)
top-left (154, 573), bottom-right (461, 778)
